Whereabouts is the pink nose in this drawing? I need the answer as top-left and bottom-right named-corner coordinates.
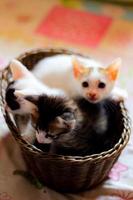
top-left (89, 93), bottom-right (97, 98)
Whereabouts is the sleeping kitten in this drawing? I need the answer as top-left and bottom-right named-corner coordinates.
top-left (24, 94), bottom-right (77, 144)
top-left (53, 97), bottom-right (122, 156)
top-left (33, 55), bottom-right (127, 103)
top-left (24, 94), bottom-right (121, 156)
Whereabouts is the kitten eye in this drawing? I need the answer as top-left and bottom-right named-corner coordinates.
top-left (82, 81), bottom-right (89, 88)
top-left (98, 82), bottom-right (106, 89)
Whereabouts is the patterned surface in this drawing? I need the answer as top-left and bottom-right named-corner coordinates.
top-left (36, 5), bottom-right (112, 48)
top-left (0, 0), bottom-right (133, 199)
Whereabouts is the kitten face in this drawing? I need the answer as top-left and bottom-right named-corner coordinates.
top-left (35, 112), bottom-right (76, 144)
top-left (25, 95), bottom-right (77, 144)
top-left (73, 58), bottom-right (121, 103)
top-left (48, 112), bottom-right (76, 136)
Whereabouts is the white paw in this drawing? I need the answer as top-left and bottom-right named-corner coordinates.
top-left (111, 88), bottom-right (128, 102)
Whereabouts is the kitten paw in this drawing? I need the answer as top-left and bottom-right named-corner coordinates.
top-left (111, 88), bottom-right (128, 103)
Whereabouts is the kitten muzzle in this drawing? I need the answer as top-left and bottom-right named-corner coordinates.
top-left (36, 130), bottom-right (52, 144)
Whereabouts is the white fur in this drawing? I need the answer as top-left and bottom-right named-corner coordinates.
top-left (11, 60), bottom-right (64, 95)
top-left (111, 86), bottom-right (128, 101)
top-left (32, 55), bottom-right (101, 97)
top-left (21, 121), bottom-right (36, 143)
top-left (33, 55), bottom-right (127, 103)
top-left (9, 59), bottom-right (66, 115)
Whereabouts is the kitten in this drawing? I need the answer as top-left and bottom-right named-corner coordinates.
top-left (24, 94), bottom-right (77, 144)
top-left (6, 59), bottom-right (65, 115)
top-left (33, 55), bottom-right (127, 103)
top-left (53, 98), bottom-right (122, 156)
top-left (24, 94), bottom-right (121, 156)
top-left (5, 60), bottom-right (74, 143)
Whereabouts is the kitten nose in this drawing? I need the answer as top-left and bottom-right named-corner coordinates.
top-left (89, 92), bottom-right (97, 98)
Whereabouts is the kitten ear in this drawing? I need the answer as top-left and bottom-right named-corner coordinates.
top-left (24, 95), bottom-right (39, 119)
top-left (14, 91), bottom-right (39, 107)
top-left (13, 91), bottom-right (38, 115)
top-left (106, 58), bottom-right (121, 81)
top-left (72, 57), bottom-right (88, 79)
top-left (10, 59), bottom-right (31, 80)
top-left (24, 95), bottom-right (39, 106)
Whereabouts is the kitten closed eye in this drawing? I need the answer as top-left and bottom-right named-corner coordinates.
top-left (48, 112), bottom-right (76, 137)
top-left (61, 112), bottom-right (75, 120)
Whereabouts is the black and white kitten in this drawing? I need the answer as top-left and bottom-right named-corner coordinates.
top-left (5, 60), bottom-right (75, 143)
top-left (25, 94), bottom-right (77, 144)
top-left (24, 95), bottom-right (122, 156)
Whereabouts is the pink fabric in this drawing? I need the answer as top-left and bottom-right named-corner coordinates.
top-left (36, 5), bottom-right (112, 48)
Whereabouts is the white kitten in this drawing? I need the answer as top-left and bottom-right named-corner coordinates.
top-left (32, 55), bottom-right (127, 103)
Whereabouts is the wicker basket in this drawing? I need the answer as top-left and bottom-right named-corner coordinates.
top-left (0, 48), bottom-right (131, 193)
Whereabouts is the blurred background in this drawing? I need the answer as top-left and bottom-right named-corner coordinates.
top-left (0, 1), bottom-right (133, 199)
top-left (0, 0), bottom-right (133, 129)
top-left (0, 0), bottom-right (132, 63)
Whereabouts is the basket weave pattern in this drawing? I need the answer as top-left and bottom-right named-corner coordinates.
top-left (0, 48), bottom-right (131, 192)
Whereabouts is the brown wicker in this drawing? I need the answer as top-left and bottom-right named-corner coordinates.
top-left (0, 48), bottom-right (131, 193)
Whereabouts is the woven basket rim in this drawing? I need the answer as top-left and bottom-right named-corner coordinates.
top-left (0, 48), bottom-right (131, 162)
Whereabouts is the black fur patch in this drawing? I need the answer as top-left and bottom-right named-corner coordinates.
top-left (5, 82), bottom-right (20, 110)
top-left (53, 98), bottom-right (122, 156)
top-left (26, 95), bottom-right (73, 131)
top-left (34, 97), bottom-right (122, 156)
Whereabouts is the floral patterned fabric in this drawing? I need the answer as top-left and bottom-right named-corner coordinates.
top-left (0, 0), bottom-right (133, 199)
